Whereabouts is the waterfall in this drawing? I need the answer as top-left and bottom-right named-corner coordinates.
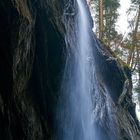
top-left (75, 0), bottom-right (94, 139)
top-left (56, 0), bottom-right (96, 140)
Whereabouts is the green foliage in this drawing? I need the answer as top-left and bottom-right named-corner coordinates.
top-left (103, 0), bottom-right (120, 45)
top-left (91, 0), bottom-right (120, 46)
top-left (134, 86), bottom-right (140, 93)
top-left (131, 0), bottom-right (140, 4)
top-left (104, 0), bottom-right (120, 9)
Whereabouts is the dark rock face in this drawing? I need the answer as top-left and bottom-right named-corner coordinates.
top-left (0, 0), bottom-right (139, 140)
top-left (91, 38), bottom-right (140, 140)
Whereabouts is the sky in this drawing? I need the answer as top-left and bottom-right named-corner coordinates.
top-left (116, 0), bottom-right (131, 35)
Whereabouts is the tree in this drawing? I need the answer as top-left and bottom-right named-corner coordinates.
top-left (103, 0), bottom-right (120, 46)
top-left (127, 0), bottom-right (140, 87)
top-left (89, 0), bottom-right (120, 47)
top-left (99, 0), bottom-right (104, 39)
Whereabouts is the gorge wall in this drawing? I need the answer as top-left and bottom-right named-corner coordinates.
top-left (0, 0), bottom-right (139, 140)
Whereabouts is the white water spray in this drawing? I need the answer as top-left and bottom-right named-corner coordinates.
top-left (76, 0), bottom-right (94, 139)
top-left (57, 0), bottom-right (95, 139)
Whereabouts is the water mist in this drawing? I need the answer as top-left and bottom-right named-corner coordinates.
top-left (56, 0), bottom-right (96, 139)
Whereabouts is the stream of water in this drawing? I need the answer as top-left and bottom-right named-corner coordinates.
top-left (57, 0), bottom-right (96, 139)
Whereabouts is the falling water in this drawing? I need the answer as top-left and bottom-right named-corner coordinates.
top-left (75, 0), bottom-right (94, 139)
top-left (57, 0), bottom-right (95, 139)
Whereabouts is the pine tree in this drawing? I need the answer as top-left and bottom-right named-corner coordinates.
top-left (90, 0), bottom-right (120, 47)
top-left (127, 0), bottom-right (140, 87)
top-left (103, 0), bottom-right (120, 46)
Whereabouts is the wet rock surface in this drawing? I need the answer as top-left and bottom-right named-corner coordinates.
top-left (0, 0), bottom-right (139, 140)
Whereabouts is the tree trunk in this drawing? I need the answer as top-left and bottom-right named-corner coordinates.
top-left (99, 0), bottom-right (104, 40)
